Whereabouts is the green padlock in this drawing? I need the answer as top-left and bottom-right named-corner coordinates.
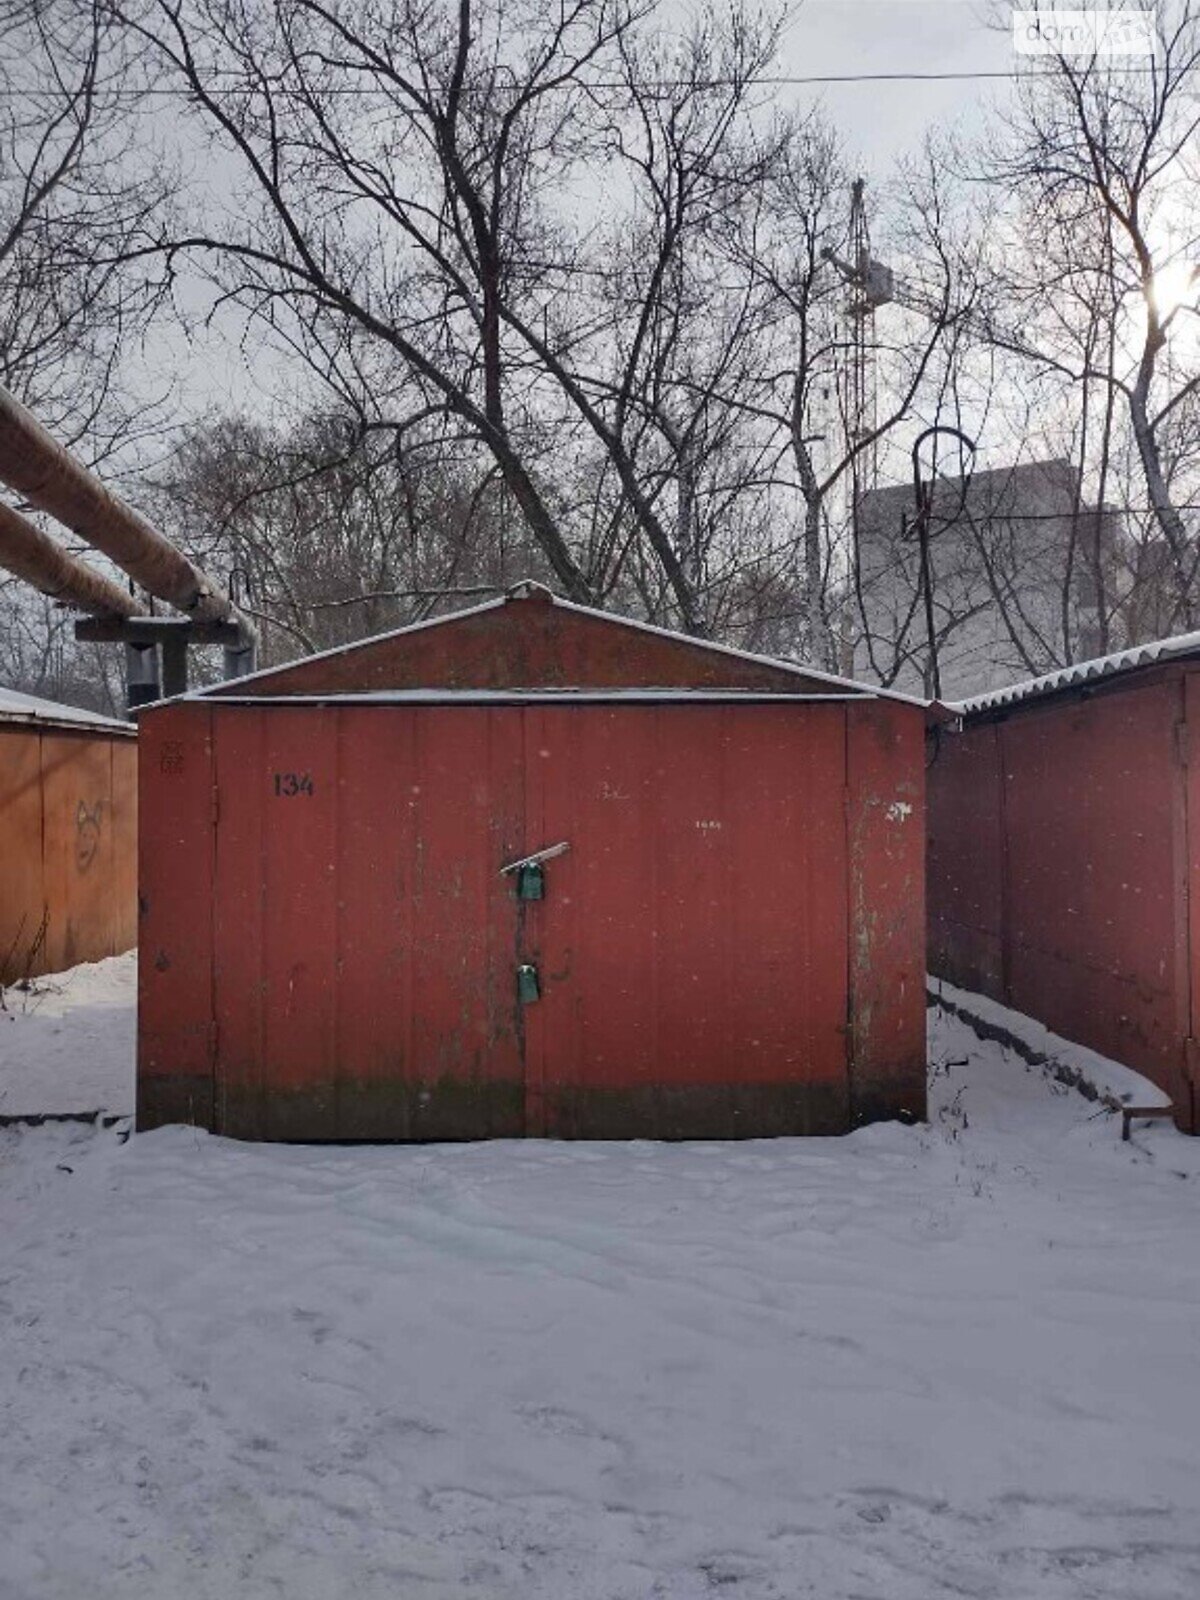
top-left (517, 963), bottom-right (541, 1004)
top-left (516, 862), bottom-right (545, 901)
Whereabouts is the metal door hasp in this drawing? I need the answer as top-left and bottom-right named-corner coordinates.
top-left (500, 841), bottom-right (570, 875)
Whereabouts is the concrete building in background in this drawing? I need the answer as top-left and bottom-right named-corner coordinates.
top-left (851, 459), bottom-right (1124, 699)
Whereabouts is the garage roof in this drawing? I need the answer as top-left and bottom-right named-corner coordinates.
top-left (956, 629), bottom-right (1200, 716)
top-left (196, 584), bottom-right (926, 706)
top-left (0, 685), bottom-right (133, 735)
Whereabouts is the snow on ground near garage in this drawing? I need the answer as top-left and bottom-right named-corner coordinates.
top-left (5, 967), bottom-right (1200, 1597)
top-left (1, 951), bottom-right (135, 1118)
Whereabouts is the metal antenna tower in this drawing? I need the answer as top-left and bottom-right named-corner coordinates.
top-left (824, 179), bottom-right (895, 506)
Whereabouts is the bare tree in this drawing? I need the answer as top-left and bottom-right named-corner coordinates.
top-left (984, 0), bottom-right (1200, 626)
top-left (537, 5), bottom-right (786, 634)
top-left (706, 132), bottom-right (960, 669)
top-left (112, 0), bottom-right (658, 609)
top-left (0, 0), bottom-right (170, 705)
top-left (109, 0), bottom-right (827, 637)
top-left (149, 408), bottom-right (554, 663)
top-left (0, 0), bottom-right (165, 448)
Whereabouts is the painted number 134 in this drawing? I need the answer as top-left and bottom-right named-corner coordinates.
top-left (273, 772), bottom-right (315, 797)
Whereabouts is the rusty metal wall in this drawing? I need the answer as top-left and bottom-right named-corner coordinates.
top-left (137, 702), bottom-right (217, 1130)
top-left (0, 724), bottom-right (136, 983)
top-left (213, 591), bottom-right (853, 699)
top-left (0, 727), bottom-right (43, 981)
top-left (137, 697), bottom-right (927, 1140)
top-left (928, 675), bottom-right (1195, 1128)
top-left (847, 699), bottom-right (927, 1126)
top-left (1186, 675), bottom-right (1200, 1133)
top-left (522, 702), bottom-right (856, 1136)
top-left (927, 721), bottom-right (1005, 996)
top-left (210, 703), bottom-right (527, 1141)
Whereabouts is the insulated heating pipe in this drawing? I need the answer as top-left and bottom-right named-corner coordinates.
top-left (0, 383), bottom-right (253, 639)
top-left (0, 497), bottom-right (145, 619)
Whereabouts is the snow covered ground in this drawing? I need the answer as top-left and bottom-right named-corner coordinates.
top-left (1, 952), bottom-right (135, 1119)
top-left (5, 960), bottom-right (1200, 1598)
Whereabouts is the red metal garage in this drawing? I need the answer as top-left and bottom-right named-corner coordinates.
top-left (928, 633), bottom-right (1200, 1132)
top-left (137, 587), bottom-right (927, 1140)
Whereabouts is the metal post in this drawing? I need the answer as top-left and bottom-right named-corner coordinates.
top-left (124, 643), bottom-right (161, 716)
top-left (223, 641), bottom-right (257, 680)
top-left (161, 634), bottom-right (189, 699)
top-left (915, 503), bottom-right (941, 702)
top-left (909, 426), bottom-right (977, 702)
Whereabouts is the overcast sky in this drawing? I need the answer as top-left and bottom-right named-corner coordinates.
top-left (786, 1), bottom-right (1012, 162)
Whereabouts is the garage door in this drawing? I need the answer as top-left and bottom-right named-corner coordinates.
top-left (209, 699), bottom-right (850, 1139)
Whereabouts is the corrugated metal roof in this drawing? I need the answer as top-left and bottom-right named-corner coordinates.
top-left (955, 630), bottom-right (1200, 715)
top-left (0, 685), bottom-right (133, 734)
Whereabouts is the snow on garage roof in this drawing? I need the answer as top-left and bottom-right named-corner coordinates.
top-left (0, 685), bottom-right (133, 735)
top-left (203, 688), bottom-right (876, 706)
top-left (956, 629), bottom-right (1200, 716)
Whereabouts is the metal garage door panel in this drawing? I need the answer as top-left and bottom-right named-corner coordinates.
top-left (525, 703), bottom-right (850, 1138)
top-left (213, 705), bottom-right (341, 1139)
top-left (259, 706), bottom-right (341, 1138)
top-left (211, 706), bottom-right (265, 1136)
top-left (139, 705), bottom-right (216, 1131)
top-left (334, 706), bottom-right (526, 1138)
top-left (213, 704), bottom-right (526, 1139)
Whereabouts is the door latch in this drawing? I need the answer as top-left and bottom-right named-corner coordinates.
top-left (501, 841), bottom-right (570, 876)
top-left (502, 841), bottom-right (569, 902)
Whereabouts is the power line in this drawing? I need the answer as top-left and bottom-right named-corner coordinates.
top-left (0, 64), bottom-right (1194, 96)
top-left (860, 502), bottom-right (1200, 521)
